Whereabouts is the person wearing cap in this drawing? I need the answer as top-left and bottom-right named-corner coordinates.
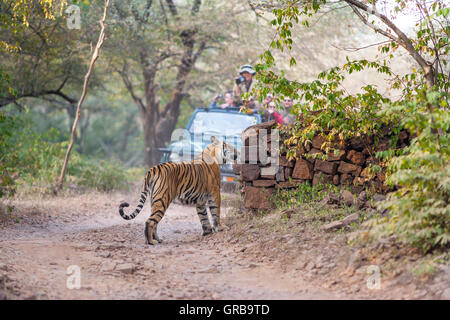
top-left (233, 64), bottom-right (256, 108)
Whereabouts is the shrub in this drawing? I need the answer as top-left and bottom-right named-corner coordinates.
top-left (274, 181), bottom-right (338, 209)
top-left (0, 111), bottom-right (129, 195)
top-left (365, 91), bottom-right (449, 252)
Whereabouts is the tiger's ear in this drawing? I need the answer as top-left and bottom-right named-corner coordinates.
top-left (210, 136), bottom-right (220, 145)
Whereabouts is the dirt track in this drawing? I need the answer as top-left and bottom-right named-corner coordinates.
top-left (0, 190), bottom-right (448, 300)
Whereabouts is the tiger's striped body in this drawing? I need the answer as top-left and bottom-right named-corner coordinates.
top-left (119, 137), bottom-right (238, 245)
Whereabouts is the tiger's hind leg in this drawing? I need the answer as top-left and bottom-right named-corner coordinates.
top-left (145, 198), bottom-right (167, 245)
top-left (196, 204), bottom-right (213, 236)
top-left (208, 192), bottom-right (221, 232)
top-left (153, 224), bottom-right (163, 243)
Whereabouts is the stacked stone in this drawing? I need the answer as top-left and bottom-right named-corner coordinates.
top-left (234, 122), bottom-right (410, 210)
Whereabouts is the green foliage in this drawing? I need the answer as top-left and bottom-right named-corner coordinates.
top-left (275, 59), bottom-right (393, 160)
top-left (255, 0), bottom-right (449, 252)
top-left (366, 91), bottom-right (449, 252)
top-left (0, 110), bottom-right (129, 196)
top-left (273, 182), bottom-right (338, 209)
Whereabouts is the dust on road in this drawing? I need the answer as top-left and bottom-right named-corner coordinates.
top-left (1, 190), bottom-right (447, 300)
top-left (0, 191), bottom-right (342, 299)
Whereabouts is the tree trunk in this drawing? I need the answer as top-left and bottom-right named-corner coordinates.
top-left (138, 33), bottom-right (203, 168)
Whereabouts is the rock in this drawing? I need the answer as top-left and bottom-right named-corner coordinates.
top-left (116, 263), bottom-right (135, 274)
top-left (348, 136), bottom-right (365, 151)
top-left (353, 176), bottom-right (365, 186)
top-left (356, 191), bottom-right (367, 209)
top-left (243, 186), bottom-right (273, 209)
top-left (337, 161), bottom-right (362, 176)
top-left (306, 148), bottom-right (322, 163)
top-left (327, 149), bottom-right (346, 161)
top-left (314, 160), bottom-right (338, 175)
top-left (373, 194), bottom-right (386, 202)
top-left (241, 121), bottom-right (276, 145)
top-left (100, 261), bottom-right (116, 272)
top-left (240, 145), bottom-right (267, 164)
top-left (322, 220), bottom-right (344, 232)
top-left (357, 191), bottom-right (367, 202)
top-left (323, 213), bottom-right (359, 232)
top-left (260, 166), bottom-right (277, 179)
top-left (252, 180), bottom-right (276, 187)
top-left (341, 190), bottom-right (355, 206)
top-left (312, 135), bottom-right (326, 150)
top-left (240, 164), bottom-right (260, 181)
top-left (377, 170), bottom-right (386, 182)
top-left (341, 213), bottom-right (359, 225)
top-left (279, 156), bottom-right (294, 167)
top-left (312, 172), bottom-right (333, 185)
top-left (99, 252), bottom-right (111, 258)
top-left (360, 167), bottom-right (370, 178)
top-left (340, 173), bottom-right (353, 185)
top-left (333, 175), bottom-right (340, 185)
top-left (284, 167), bottom-right (293, 179)
top-left (347, 150), bottom-right (365, 165)
top-left (346, 251), bottom-right (362, 276)
top-left (287, 237), bottom-right (296, 245)
top-left (292, 159), bottom-right (313, 180)
top-left (320, 193), bottom-right (340, 205)
top-left (276, 180), bottom-right (305, 188)
top-left (276, 167), bottom-right (285, 182)
top-left (349, 185), bottom-right (364, 195)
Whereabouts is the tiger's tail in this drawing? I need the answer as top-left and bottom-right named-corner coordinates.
top-left (119, 171), bottom-right (153, 220)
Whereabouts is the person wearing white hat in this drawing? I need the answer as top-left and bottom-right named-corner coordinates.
top-left (233, 64), bottom-right (256, 107)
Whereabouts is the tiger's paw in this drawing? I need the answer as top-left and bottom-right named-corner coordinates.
top-left (202, 229), bottom-right (213, 236)
top-left (146, 239), bottom-right (159, 245)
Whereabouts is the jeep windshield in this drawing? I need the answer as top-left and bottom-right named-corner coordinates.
top-left (188, 111), bottom-right (258, 136)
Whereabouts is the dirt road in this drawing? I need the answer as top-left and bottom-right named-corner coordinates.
top-left (0, 190), bottom-right (448, 300)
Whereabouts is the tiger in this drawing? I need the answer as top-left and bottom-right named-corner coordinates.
top-left (119, 136), bottom-right (239, 245)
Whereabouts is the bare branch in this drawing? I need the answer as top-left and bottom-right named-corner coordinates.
top-left (118, 62), bottom-right (146, 115)
top-left (56, 0), bottom-right (110, 192)
top-left (344, 0), bottom-right (433, 80)
top-left (331, 40), bottom-right (390, 52)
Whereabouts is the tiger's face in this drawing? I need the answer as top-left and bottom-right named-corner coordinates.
top-left (208, 136), bottom-right (239, 164)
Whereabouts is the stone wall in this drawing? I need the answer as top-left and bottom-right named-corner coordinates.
top-left (234, 121), bottom-right (410, 210)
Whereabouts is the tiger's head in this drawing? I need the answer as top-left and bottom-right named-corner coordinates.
top-left (202, 136), bottom-right (239, 165)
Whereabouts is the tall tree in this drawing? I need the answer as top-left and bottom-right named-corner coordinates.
top-left (106, 0), bottom-right (266, 166)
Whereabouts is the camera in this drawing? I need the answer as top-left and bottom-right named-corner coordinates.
top-left (235, 76), bottom-right (246, 85)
